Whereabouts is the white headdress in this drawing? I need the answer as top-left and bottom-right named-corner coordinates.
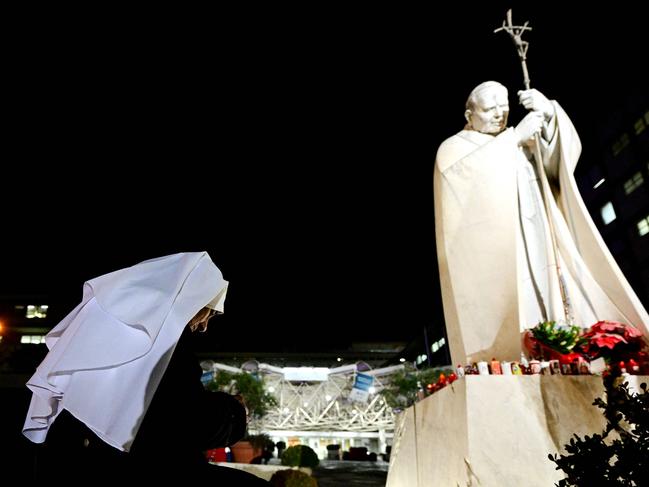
top-left (23, 251), bottom-right (228, 451)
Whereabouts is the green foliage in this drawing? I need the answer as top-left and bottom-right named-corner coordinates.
top-left (379, 369), bottom-right (418, 409)
top-left (270, 469), bottom-right (318, 487)
top-left (206, 370), bottom-right (277, 419)
top-left (379, 365), bottom-right (454, 409)
top-left (532, 321), bottom-right (584, 355)
top-left (280, 445), bottom-right (320, 468)
top-left (246, 433), bottom-right (274, 451)
top-left (548, 376), bottom-right (648, 486)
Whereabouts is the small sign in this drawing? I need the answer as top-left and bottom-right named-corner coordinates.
top-left (589, 357), bottom-right (606, 375)
top-left (349, 372), bottom-right (374, 403)
top-left (201, 370), bottom-right (214, 385)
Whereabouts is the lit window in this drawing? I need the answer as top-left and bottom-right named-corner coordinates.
top-left (612, 134), bottom-right (630, 156)
top-left (638, 216), bottom-right (649, 237)
top-left (623, 172), bottom-right (644, 195)
top-left (431, 338), bottom-right (446, 353)
top-left (26, 305), bottom-right (48, 319)
top-left (635, 118), bottom-right (646, 135)
top-left (601, 202), bottom-right (616, 225)
top-left (20, 335), bottom-right (46, 344)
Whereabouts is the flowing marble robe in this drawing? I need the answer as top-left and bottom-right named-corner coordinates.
top-left (434, 101), bottom-right (649, 366)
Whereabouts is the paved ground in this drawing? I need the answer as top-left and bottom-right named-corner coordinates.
top-left (312, 459), bottom-right (388, 487)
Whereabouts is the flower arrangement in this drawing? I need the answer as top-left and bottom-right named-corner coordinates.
top-left (578, 320), bottom-right (647, 365)
top-left (525, 321), bottom-right (585, 360)
top-left (525, 320), bottom-right (647, 371)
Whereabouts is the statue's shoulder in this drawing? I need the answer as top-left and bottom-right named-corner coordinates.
top-left (435, 130), bottom-right (475, 171)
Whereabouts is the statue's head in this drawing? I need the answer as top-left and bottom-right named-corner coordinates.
top-left (464, 81), bottom-right (509, 135)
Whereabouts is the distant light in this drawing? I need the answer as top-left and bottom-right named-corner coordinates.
top-left (325, 394), bottom-right (332, 401)
top-left (638, 216), bottom-right (649, 237)
top-left (593, 178), bottom-right (605, 189)
top-left (399, 358), bottom-right (406, 363)
top-left (283, 407), bottom-right (290, 414)
top-left (368, 386), bottom-right (376, 394)
top-left (267, 386), bottom-right (275, 393)
top-left (225, 447), bottom-right (231, 453)
top-left (0, 321), bottom-right (3, 333)
top-left (283, 367), bottom-right (329, 382)
top-left (303, 402), bottom-right (309, 407)
top-left (336, 357), bottom-right (342, 362)
top-left (21, 335), bottom-right (46, 344)
top-left (26, 305), bottom-right (48, 319)
top-left (601, 202), bottom-right (616, 225)
top-left (351, 409), bottom-right (358, 414)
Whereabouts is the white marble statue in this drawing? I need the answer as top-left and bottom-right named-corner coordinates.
top-left (434, 81), bottom-right (649, 365)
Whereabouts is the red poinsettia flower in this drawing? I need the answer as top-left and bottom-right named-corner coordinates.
top-left (623, 325), bottom-right (643, 339)
top-left (585, 321), bottom-right (642, 338)
top-left (589, 333), bottom-right (627, 349)
top-left (591, 321), bottom-right (624, 332)
top-left (578, 320), bottom-right (647, 363)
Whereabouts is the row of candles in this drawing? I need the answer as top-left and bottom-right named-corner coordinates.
top-left (414, 356), bottom-right (645, 401)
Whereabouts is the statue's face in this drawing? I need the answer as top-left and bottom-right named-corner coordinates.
top-left (467, 87), bottom-right (509, 134)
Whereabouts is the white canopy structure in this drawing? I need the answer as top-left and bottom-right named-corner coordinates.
top-left (206, 361), bottom-right (405, 448)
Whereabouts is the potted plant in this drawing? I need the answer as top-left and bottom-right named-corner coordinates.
top-left (206, 370), bottom-right (277, 463)
top-left (281, 445), bottom-right (320, 469)
top-left (229, 438), bottom-right (260, 464)
top-left (270, 469), bottom-right (318, 487)
top-left (206, 369), bottom-right (277, 421)
top-left (229, 432), bottom-right (274, 464)
top-left (524, 321), bottom-right (585, 360)
top-left (577, 320), bottom-right (647, 368)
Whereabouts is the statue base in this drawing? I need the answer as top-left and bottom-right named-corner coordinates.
top-left (386, 375), bottom-right (647, 486)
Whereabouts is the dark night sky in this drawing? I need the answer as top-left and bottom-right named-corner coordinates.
top-left (2, 5), bottom-right (648, 352)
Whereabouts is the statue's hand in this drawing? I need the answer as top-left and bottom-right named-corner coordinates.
top-left (515, 110), bottom-right (545, 146)
top-left (518, 89), bottom-right (554, 121)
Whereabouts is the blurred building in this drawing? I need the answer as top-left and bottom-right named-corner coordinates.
top-left (576, 93), bottom-right (649, 308)
top-left (0, 295), bottom-right (51, 376)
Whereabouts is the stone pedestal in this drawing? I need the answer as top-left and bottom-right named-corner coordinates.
top-left (386, 375), bottom-right (647, 487)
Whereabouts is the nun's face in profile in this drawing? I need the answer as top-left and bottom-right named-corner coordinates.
top-left (189, 307), bottom-right (218, 332)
